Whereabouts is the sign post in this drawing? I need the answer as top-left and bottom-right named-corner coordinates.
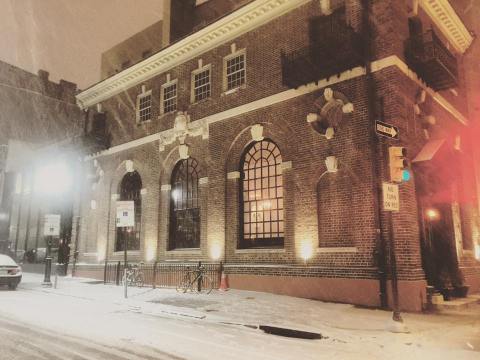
top-left (382, 182), bottom-right (405, 328)
top-left (42, 214), bottom-right (61, 287)
top-left (116, 201), bottom-right (135, 298)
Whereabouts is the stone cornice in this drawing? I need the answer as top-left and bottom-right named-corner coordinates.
top-left (419, 0), bottom-right (473, 53)
top-left (76, 0), bottom-right (310, 109)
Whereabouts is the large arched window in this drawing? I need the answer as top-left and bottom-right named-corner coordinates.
top-left (115, 171), bottom-right (142, 252)
top-left (169, 158), bottom-right (200, 249)
top-left (240, 139), bottom-right (284, 248)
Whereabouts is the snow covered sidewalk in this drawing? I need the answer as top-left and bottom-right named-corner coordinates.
top-left (14, 272), bottom-right (480, 359)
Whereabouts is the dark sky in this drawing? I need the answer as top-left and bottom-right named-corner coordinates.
top-left (0, 0), bottom-right (164, 89)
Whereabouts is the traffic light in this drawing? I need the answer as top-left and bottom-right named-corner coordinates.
top-left (389, 146), bottom-right (410, 183)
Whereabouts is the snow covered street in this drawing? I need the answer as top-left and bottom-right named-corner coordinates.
top-left (0, 273), bottom-right (479, 359)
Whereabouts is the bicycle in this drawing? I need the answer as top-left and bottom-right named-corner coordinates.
top-left (176, 263), bottom-right (213, 294)
top-left (123, 263), bottom-right (145, 288)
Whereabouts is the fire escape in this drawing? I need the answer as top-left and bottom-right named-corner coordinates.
top-left (281, 9), bottom-right (365, 89)
top-left (405, 29), bottom-right (458, 91)
top-left (76, 112), bottom-right (110, 155)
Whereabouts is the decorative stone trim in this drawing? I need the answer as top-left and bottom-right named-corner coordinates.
top-left (235, 248), bottom-right (286, 254)
top-left (113, 251), bottom-right (140, 256)
top-left (166, 249), bottom-right (202, 255)
top-left (161, 184), bottom-right (171, 191)
top-left (199, 177), bottom-right (209, 185)
top-left (76, 0), bottom-right (311, 109)
top-left (82, 252), bottom-right (98, 257)
top-left (419, 0), bottom-right (473, 53)
top-left (111, 194), bottom-right (119, 200)
top-left (140, 188), bottom-right (147, 195)
top-left (227, 171), bottom-right (241, 179)
top-left (85, 56), bottom-right (467, 161)
top-left (317, 247), bottom-right (358, 253)
top-left (280, 161), bottom-right (292, 171)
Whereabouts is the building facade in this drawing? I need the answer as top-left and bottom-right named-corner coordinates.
top-left (73, 0), bottom-right (480, 311)
top-left (0, 60), bottom-right (84, 264)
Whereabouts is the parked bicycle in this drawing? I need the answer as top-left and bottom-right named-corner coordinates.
top-left (176, 262), bottom-right (213, 294)
top-left (123, 263), bottom-right (145, 287)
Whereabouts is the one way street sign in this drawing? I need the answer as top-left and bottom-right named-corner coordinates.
top-left (375, 120), bottom-right (399, 140)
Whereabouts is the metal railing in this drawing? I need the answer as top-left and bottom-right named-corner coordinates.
top-left (103, 261), bottom-right (221, 289)
top-left (405, 29), bottom-right (458, 90)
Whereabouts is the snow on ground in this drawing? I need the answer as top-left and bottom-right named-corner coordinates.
top-left (0, 272), bottom-right (479, 359)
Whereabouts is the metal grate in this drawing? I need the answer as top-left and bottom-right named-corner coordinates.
top-left (240, 140), bottom-right (284, 248)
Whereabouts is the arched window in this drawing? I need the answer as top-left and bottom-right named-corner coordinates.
top-left (240, 139), bottom-right (284, 248)
top-left (169, 158), bottom-right (200, 249)
top-left (115, 171), bottom-right (142, 252)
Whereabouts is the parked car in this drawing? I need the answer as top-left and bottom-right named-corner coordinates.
top-left (0, 254), bottom-right (22, 290)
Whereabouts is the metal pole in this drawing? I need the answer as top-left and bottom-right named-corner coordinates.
top-left (124, 268), bottom-right (128, 298)
top-left (42, 235), bottom-right (52, 286)
top-left (388, 211), bottom-right (402, 322)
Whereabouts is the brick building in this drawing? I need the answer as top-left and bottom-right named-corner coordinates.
top-left (73, 0), bottom-right (480, 311)
top-left (0, 60), bottom-right (84, 263)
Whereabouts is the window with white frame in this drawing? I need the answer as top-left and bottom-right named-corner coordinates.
top-left (161, 81), bottom-right (177, 114)
top-left (191, 66), bottom-right (211, 103)
top-left (224, 50), bottom-right (246, 91)
top-left (136, 90), bottom-right (152, 123)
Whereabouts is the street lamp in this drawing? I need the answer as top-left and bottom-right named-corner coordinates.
top-left (34, 161), bottom-right (73, 286)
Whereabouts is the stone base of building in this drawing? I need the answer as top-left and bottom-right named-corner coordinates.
top-left (229, 274), bottom-right (428, 312)
top-left (465, 273), bottom-right (480, 293)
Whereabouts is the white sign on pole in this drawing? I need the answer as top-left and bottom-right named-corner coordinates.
top-left (116, 201), bottom-right (135, 227)
top-left (44, 214), bottom-right (61, 236)
top-left (383, 182), bottom-right (400, 211)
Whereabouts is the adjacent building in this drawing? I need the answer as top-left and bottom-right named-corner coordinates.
top-left (73, 0), bottom-right (480, 311)
top-left (0, 60), bottom-right (84, 264)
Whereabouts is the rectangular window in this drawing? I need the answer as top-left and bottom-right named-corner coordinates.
top-left (136, 91), bottom-right (152, 123)
top-left (225, 52), bottom-right (246, 91)
top-left (161, 81), bottom-right (177, 114)
top-left (192, 67), bottom-right (211, 103)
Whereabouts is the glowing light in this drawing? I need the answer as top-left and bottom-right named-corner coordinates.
top-left (146, 245), bottom-right (156, 262)
top-left (97, 243), bottom-right (106, 262)
top-left (426, 208), bottom-right (440, 221)
top-left (171, 189), bottom-right (180, 201)
top-left (402, 169), bottom-right (411, 182)
top-left (475, 244), bottom-right (480, 260)
top-left (300, 241), bottom-right (314, 261)
top-left (34, 162), bottom-right (72, 195)
top-left (210, 243), bottom-right (222, 260)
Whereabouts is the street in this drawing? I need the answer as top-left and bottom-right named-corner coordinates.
top-left (0, 273), bottom-right (479, 359)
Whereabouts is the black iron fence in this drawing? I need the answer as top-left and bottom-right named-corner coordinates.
top-left (103, 261), bottom-right (222, 289)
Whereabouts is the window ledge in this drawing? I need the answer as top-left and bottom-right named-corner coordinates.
top-left (113, 251), bottom-right (141, 256)
top-left (235, 248), bottom-right (285, 254)
top-left (191, 97), bottom-right (212, 106)
top-left (221, 84), bottom-right (246, 97)
top-left (317, 247), bottom-right (358, 253)
top-left (136, 119), bottom-right (152, 127)
top-left (167, 248), bottom-right (202, 255)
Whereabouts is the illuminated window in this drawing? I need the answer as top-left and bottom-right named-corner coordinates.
top-left (115, 171), bottom-right (142, 252)
top-left (161, 81), bottom-right (177, 114)
top-left (169, 158), bottom-right (200, 249)
top-left (240, 140), bottom-right (284, 248)
top-left (191, 66), bottom-right (211, 103)
top-left (224, 51), bottom-right (246, 91)
top-left (136, 91), bottom-right (152, 122)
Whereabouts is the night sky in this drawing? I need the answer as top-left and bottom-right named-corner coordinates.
top-left (0, 0), bottom-right (164, 89)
